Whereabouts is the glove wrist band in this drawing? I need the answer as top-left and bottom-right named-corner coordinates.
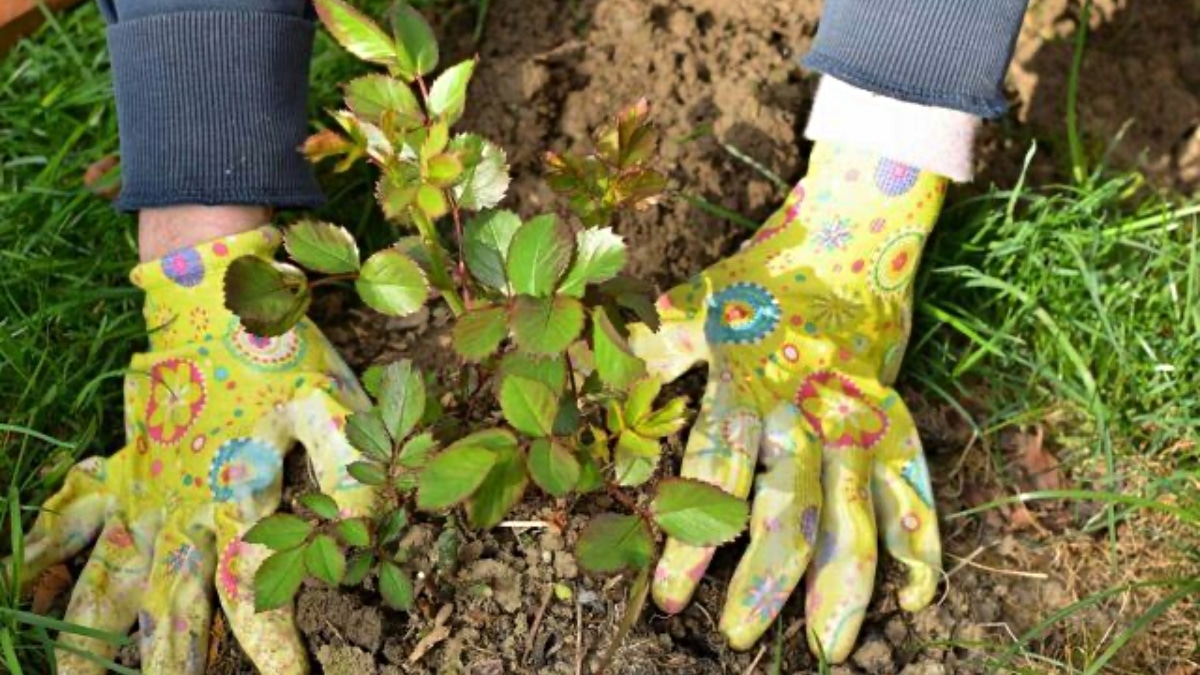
top-left (107, 11), bottom-right (324, 212)
top-left (805, 77), bottom-right (979, 182)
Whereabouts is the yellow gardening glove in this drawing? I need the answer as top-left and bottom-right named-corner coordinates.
top-left (16, 227), bottom-right (375, 674)
top-left (630, 143), bottom-right (944, 662)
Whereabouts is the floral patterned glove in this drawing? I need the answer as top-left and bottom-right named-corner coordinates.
top-left (17, 227), bottom-right (374, 674)
top-left (630, 143), bottom-right (944, 661)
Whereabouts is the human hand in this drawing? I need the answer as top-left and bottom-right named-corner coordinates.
top-left (15, 227), bottom-right (374, 674)
top-left (630, 143), bottom-right (944, 661)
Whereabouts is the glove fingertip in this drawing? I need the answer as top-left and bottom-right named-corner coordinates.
top-left (650, 540), bottom-right (714, 615)
top-left (898, 563), bottom-right (939, 612)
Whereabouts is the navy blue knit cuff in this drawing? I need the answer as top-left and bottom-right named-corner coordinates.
top-left (802, 0), bottom-right (1028, 119)
top-left (107, 11), bottom-right (324, 211)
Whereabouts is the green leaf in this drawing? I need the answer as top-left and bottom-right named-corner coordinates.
top-left (511, 295), bottom-right (584, 356)
top-left (600, 276), bottom-right (661, 330)
top-left (390, 2), bottom-right (439, 78)
top-left (575, 513), bottom-right (654, 574)
top-left (452, 305), bottom-right (508, 361)
top-left (377, 359), bottom-right (425, 441)
top-left (593, 309), bottom-right (646, 389)
top-left (361, 364), bottom-right (385, 398)
top-left (446, 428), bottom-right (519, 452)
top-left (464, 209), bottom-right (521, 291)
top-left (467, 445), bottom-right (528, 529)
top-left (506, 214), bottom-right (574, 297)
top-left (344, 552), bottom-right (375, 586)
top-left (379, 560), bottom-right (414, 610)
top-left (253, 548), bottom-right (306, 612)
top-left (552, 392), bottom-right (582, 436)
top-left (527, 439), bottom-right (580, 497)
top-left (331, 110), bottom-right (392, 161)
top-left (417, 445), bottom-right (497, 510)
top-left (299, 493), bottom-right (341, 520)
top-left (499, 352), bottom-right (566, 394)
top-left (423, 121), bottom-right (450, 156)
top-left (635, 396), bottom-right (689, 438)
top-left (344, 74), bottom-right (423, 127)
top-left (313, 0), bottom-right (396, 66)
top-left (426, 153), bottom-right (464, 187)
top-left (605, 399), bottom-right (624, 434)
top-left (614, 431), bottom-right (660, 487)
top-left (415, 184), bottom-right (450, 220)
top-left (356, 248), bottom-right (429, 317)
top-left (452, 135), bottom-right (510, 212)
top-left (595, 98), bottom-right (658, 169)
top-left (335, 518), bottom-right (372, 547)
top-left (499, 375), bottom-right (559, 437)
top-left (284, 220), bottom-right (361, 274)
top-left (304, 534), bottom-right (347, 587)
top-left (559, 228), bottom-right (627, 297)
top-left (427, 60), bottom-right (475, 125)
top-left (623, 377), bottom-right (662, 427)
top-left (651, 478), bottom-right (749, 547)
top-left (243, 514), bottom-right (312, 551)
top-left (347, 460), bottom-right (387, 487)
top-left (378, 508), bottom-right (409, 545)
top-left (223, 257), bottom-right (311, 338)
top-left (345, 410), bottom-right (392, 460)
top-left (377, 174), bottom-right (419, 223)
top-left (398, 432), bottom-right (438, 469)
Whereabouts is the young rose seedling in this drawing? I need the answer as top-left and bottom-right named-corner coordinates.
top-left (222, 3), bottom-right (746, 655)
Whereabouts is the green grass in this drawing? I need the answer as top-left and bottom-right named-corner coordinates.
top-left (1, 0), bottom-right (1197, 673)
top-left (904, 6), bottom-right (1200, 669)
top-left (0, 7), bottom-right (141, 671)
top-left (909, 145), bottom-right (1200, 675)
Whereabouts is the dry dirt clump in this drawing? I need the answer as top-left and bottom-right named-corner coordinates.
top-left (201, 0), bottom-right (1200, 672)
top-left (994, 0), bottom-right (1200, 192)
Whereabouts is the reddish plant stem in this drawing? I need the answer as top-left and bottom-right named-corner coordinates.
top-left (448, 197), bottom-right (471, 306)
top-left (605, 481), bottom-right (649, 520)
top-left (416, 75), bottom-right (430, 106)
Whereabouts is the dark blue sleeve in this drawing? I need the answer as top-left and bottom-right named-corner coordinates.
top-left (99, 0), bottom-right (324, 211)
top-left (803, 0), bottom-right (1029, 119)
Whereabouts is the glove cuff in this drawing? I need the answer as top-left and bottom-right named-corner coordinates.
top-left (131, 226), bottom-right (282, 296)
top-left (805, 77), bottom-right (979, 182)
top-left (801, 0), bottom-right (1025, 119)
top-left (107, 11), bottom-right (324, 211)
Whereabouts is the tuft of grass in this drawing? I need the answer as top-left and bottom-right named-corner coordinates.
top-left (0, 6), bottom-right (140, 671)
top-left (904, 2), bottom-right (1200, 666)
top-left (915, 154), bottom-right (1200, 457)
top-left (910, 143), bottom-right (1200, 674)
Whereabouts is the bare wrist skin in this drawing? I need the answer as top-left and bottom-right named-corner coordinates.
top-left (137, 205), bottom-right (271, 261)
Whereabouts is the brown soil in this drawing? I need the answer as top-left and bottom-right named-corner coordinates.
top-left (198, 0), bottom-right (1200, 673)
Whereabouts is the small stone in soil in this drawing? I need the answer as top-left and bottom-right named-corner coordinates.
top-left (316, 645), bottom-right (378, 675)
top-left (852, 636), bottom-right (896, 674)
top-left (885, 615), bottom-right (910, 647)
top-left (900, 663), bottom-right (948, 675)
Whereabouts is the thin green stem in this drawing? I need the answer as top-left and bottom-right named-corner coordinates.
top-left (412, 215), bottom-right (466, 316)
top-left (1066, 0), bottom-right (1092, 186)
